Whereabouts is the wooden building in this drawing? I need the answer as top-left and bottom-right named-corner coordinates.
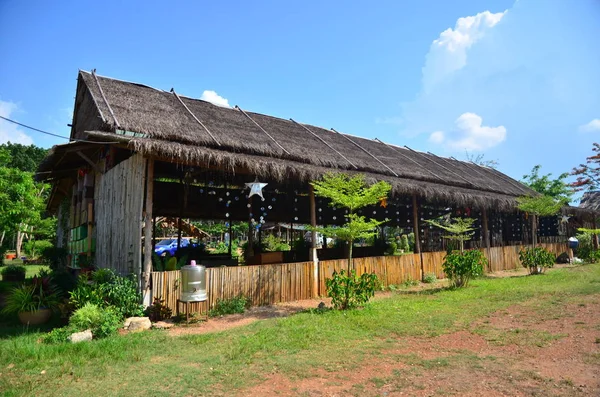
top-left (37, 70), bottom-right (592, 301)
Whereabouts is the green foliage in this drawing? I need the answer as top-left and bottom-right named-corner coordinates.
top-left (42, 325), bottom-right (77, 344)
top-left (398, 234), bottom-right (410, 252)
top-left (69, 303), bottom-right (122, 339)
top-left (22, 239), bottom-right (54, 259)
top-left (145, 297), bottom-right (173, 322)
top-left (402, 277), bottom-right (420, 287)
top-left (516, 195), bottom-right (563, 217)
top-left (2, 282), bottom-right (60, 314)
top-left (69, 270), bottom-right (144, 318)
top-left (325, 270), bottom-right (379, 310)
top-left (443, 249), bottom-right (486, 288)
top-left (575, 230), bottom-right (594, 261)
top-left (521, 165), bottom-right (573, 202)
top-left (209, 295), bottom-right (249, 317)
top-left (384, 240), bottom-right (397, 255)
top-left (519, 247), bottom-right (555, 275)
top-left (262, 234), bottom-right (291, 252)
top-left (165, 256), bottom-right (178, 271)
top-left (152, 252), bottom-right (165, 271)
top-left (41, 246), bottom-right (69, 271)
top-left (0, 142), bottom-right (48, 173)
top-left (1, 264), bottom-right (26, 277)
top-left (423, 273), bottom-right (437, 284)
top-left (425, 216), bottom-right (476, 252)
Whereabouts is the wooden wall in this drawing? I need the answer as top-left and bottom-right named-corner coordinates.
top-left (150, 242), bottom-right (567, 313)
top-left (94, 154), bottom-right (146, 275)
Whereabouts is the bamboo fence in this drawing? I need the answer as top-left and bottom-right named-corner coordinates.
top-left (150, 242), bottom-right (567, 313)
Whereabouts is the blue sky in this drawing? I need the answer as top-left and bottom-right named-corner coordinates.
top-left (1, 0), bottom-right (598, 200)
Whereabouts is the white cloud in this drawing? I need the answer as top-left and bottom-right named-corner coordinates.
top-left (579, 119), bottom-right (600, 133)
top-left (429, 130), bottom-right (445, 144)
top-left (0, 100), bottom-right (33, 145)
top-left (200, 90), bottom-right (230, 108)
top-left (422, 10), bottom-right (506, 93)
top-left (429, 112), bottom-right (506, 151)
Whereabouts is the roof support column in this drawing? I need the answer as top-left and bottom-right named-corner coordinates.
top-left (142, 158), bottom-right (154, 305)
top-left (593, 216), bottom-right (599, 251)
top-left (309, 185), bottom-right (319, 297)
top-left (482, 207), bottom-right (490, 249)
top-left (412, 194), bottom-right (424, 281)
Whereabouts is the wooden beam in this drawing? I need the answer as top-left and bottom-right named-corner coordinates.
top-left (412, 194), bottom-right (424, 280)
top-left (482, 207), bottom-right (490, 249)
top-left (142, 159), bottom-right (154, 294)
top-left (309, 185), bottom-right (319, 297)
top-left (76, 151), bottom-right (103, 174)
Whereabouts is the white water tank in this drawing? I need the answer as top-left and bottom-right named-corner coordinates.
top-left (180, 261), bottom-right (207, 302)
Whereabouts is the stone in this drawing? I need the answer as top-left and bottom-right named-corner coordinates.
top-left (68, 329), bottom-right (93, 343)
top-left (152, 320), bottom-right (175, 329)
top-left (125, 317), bottom-right (152, 332)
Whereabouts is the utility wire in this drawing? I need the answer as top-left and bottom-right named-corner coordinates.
top-left (0, 115), bottom-right (118, 144)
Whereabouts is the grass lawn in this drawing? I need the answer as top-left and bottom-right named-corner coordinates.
top-left (1, 264), bottom-right (599, 396)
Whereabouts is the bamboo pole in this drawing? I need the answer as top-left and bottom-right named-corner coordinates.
top-left (143, 159), bottom-right (154, 295)
top-left (309, 185), bottom-right (319, 297)
top-left (412, 194), bottom-right (424, 280)
top-left (482, 207), bottom-right (490, 248)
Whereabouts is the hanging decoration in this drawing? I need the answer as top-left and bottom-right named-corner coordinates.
top-left (560, 215), bottom-right (570, 224)
top-left (379, 197), bottom-right (387, 208)
top-left (245, 180), bottom-right (268, 199)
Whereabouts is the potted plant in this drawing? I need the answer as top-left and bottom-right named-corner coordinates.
top-left (1, 264), bottom-right (26, 282)
top-left (2, 277), bottom-right (60, 325)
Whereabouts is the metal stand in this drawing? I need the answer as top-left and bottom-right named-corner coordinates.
top-left (176, 299), bottom-right (208, 322)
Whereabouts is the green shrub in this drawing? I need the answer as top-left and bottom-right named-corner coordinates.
top-left (42, 326), bottom-right (77, 344)
top-left (385, 241), bottom-right (397, 256)
top-left (1, 264), bottom-right (26, 278)
top-left (325, 270), bottom-right (379, 310)
top-left (209, 295), bottom-right (249, 317)
top-left (69, 303), bottom-right (122, 339)
top-left (443, 249), bottom-right (486, 288)
top-left (69, 270), bottom-right (144, 318)
top-left (423, 273), bottom-right (437, 284)
top-left (145, 297), bottom-right (172, 322)
top-left (575, 232), bottom-right (592, 260)
top-left (519, 247), bottom-right (555, 275)
top-left (398, 234), bottom-right (410, 252)
top-left (23, 240), bottom-right (54, 259)
top-left (263, 234), bottom-right (291, 252)
top-left (41, 246), bottom-right (69, 270)
top-left (589, 250), bottom-right (600, 263)
top-left (402, 277), bottom-right (420, 287)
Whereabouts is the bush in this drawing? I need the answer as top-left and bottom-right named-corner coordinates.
top-left (325, 270), bottom-right (379, 310)
top-left (385, 241), bottom-right (397, 256)
top-left (423, 273), bottom-right (437, 284)
top-left (443, 249), bottom-right (486, 288)
top-left (69, 270), bottom-right (144, 318)
top-left (145, 297), bottom-right (172, 322)
top-left (263, 234), bottom-right (291, 252)
top-left (69, 303), bottom-right (122, 338)
top-left (41, 246), bottom-right (69, 270)
top-left (42, 326), bottom-right (76, 344)
top-left (519, 247), bottom-right (555, 275)
top-left (589, 249), bottom-right (600, 263)
top-left (23, 240), bottom-right (54, 259)
top-left (209, 295), bottom-right (249, 317)
top-left (1, 264), bottom-right (26, 278)
top-left (398, 234), bottom-right (410, 252)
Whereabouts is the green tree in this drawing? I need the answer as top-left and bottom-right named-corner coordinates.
top-left (521, 165), bottom-right (572, 203)
top-left (425, 216), bottom-right (476, 252)
top-left (0, 142), bottom-right (48, 173)
top-left (516, 195), bottom-right (563, 247)
top-left (311, 173), bottom-right (391, 271)
top-left (0, 149), bottom-right (48, 256)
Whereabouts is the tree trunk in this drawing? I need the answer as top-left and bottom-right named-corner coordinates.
top-left (348, 240), bottom-right (353, 273)
top-left (0, 230), bottom-right (4, 246)
top-left (16, 229), bottom-right (24, 258)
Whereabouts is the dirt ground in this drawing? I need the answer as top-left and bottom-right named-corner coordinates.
top-left (169, 265), bottom-right (600, 395)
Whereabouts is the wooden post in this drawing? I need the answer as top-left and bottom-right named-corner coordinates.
top-left (594, 216), bottom-right (599, 250)
top-left (87, 202), bottom-right (93, 256)
top-left (142, 159), bottom-right (154, 301)
top-left (531, 214), bottom-right (537, 247)
top-left (482, 207), bottom-right (490, 249)
top-left (309, 185), bottom-right (319, 297)
top-left (412, 194), bottom-right (424, 280)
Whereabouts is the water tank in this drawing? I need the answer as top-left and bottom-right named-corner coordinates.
top-left (180, 261), bottom-right (207, 302)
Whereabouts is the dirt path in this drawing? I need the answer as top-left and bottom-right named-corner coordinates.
top-left (241, 294), bottom-right (600, 396)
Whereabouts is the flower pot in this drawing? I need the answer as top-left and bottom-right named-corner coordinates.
top-left (2, 273), bottom-right (25, 282)
top-left (18, 309), bottom-right (52, 325)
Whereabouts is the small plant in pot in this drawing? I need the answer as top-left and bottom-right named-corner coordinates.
top-left (1, 264), bottom-right (26, 282)
top-left (2, 276), bottom-right (60, 325)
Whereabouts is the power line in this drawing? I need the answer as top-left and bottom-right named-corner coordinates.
top-left (0, 115), bottom-right (117, 144)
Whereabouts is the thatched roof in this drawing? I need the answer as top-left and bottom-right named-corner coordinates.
top-left (580, 191), bottom-right (600, 211)
top-left (43, 70), bottom-right (540, 210)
